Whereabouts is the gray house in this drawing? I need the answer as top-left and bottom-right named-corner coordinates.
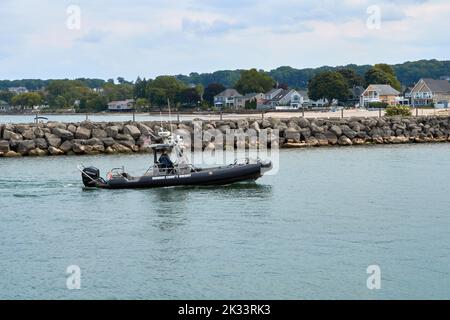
top-left (410, 78), bottom-right (450, 108)
top-left (0, 100), bottom-right (11, 113)
top-left (214, 89), bottom-right (243, 108)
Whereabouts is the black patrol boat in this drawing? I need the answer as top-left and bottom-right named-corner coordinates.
top-left (79, 131), bottom-right (272, 189)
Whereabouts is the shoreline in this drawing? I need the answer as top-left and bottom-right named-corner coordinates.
top-left (1, 108), bottom-right (448, 124)
top-left (2, 116), bottom-right (450, 157)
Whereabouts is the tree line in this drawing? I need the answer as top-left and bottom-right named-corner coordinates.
top-left (1, 59), bottom-right (448, 112)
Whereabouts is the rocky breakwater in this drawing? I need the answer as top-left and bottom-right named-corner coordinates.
top-left (1, 116), bottom-right (450, 157)
top-left (0, 121), bottom-right (157, 157)
top-left (279, 116), bottom-right (450, 148)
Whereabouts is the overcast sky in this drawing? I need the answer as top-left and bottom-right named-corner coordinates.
top-left (1, 0), bottom-right (449, 80)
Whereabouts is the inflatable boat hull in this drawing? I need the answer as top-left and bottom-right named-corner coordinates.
top-left (83, 163), bottom-right (270, 189)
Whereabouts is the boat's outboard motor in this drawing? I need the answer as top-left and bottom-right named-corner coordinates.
top-left (82, 166), bottom-right (100, 187)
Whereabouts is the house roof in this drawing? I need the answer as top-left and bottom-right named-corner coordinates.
top-left (272, 90), bottom-right (290, 101)
top-left (420, 78), bottom-right (450, 93)
top-left (216, 89), bottom-right (242, 98)
top-left (365, 84), bottom-right (400, 96)
top-left (108, 99), bottom-right (134, 105)
top-left (242, 92), bottom-right (263, 99)
top-left (265, 88), bottom-right (283, 96)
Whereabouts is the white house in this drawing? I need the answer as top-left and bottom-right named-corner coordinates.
top-left (410, 78), bottom-right (450, 108)
top-left (258, 89), bottom-right (303, 110)
top-left (214, 89), bottom-right (243, 109)
top-left (360, 84), bottom-right (401, 107)
top-left (0, 100), bottom-right (10, 113)
top-left (108, 99), bottom-right (135, 112)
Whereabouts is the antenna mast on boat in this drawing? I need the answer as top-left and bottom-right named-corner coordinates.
top-left (167, 98), bottom-right (173, 133)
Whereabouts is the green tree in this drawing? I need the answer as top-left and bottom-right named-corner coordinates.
top-left (11, 92), bottom-right (42, 109)
top-left (235, 69), bottom-right (274, 94)
top-left (134, 98), bottom-right (149, 111)
top-left (337, 68), bottom-right (365, 87)
top-left (146, 76), bottom-right (186, 106)
top-left (204, 83), bottom-right (226, 105)
top-left (134, 77), bottom-right (147, 99)
top-left (147, 87), bottom-right (167, 107)
top-left (308, 71), bottom-right (349, 105)
top-left (365, 64), bottom-right (401, 91)
top-left (0, 90), bottom-right (15, 104)
top-left (177, 88), bottom-right (201, 107)
top-left (77, 93), bottom-right (107, 112)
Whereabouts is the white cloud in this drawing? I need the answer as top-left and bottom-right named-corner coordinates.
top-left (0, 0), bottom-right (448, 80)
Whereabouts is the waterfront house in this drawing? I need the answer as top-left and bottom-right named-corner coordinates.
top-left (410, 78), bottom-right (450, 108)
top-left (360, 84), bottom-right (400, 107)
top-left (234, 93), bottom-right (265, 109)
top-left (108, 99), bottom-right (135, 112)
top-left (0, 100), bottom-right (10, 113)
top-left (258, 89), bottom-right (303, 110)
top-left (214, 89), bottom-right (243, 109)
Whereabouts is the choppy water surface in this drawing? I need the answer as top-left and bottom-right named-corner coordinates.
top-left (0, 145), bottom-right (449, 299)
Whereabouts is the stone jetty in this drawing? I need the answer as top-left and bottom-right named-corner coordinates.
top-left (1, 116), bottom-right (450, 157)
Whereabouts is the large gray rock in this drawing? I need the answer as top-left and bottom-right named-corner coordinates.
top-left (72, 143), bottom-right (85, 154)
top-left (15, 125), bottom-right (30, 134)
top-left (314, 133), bottom-right (328, 146)
top-left (34, 138), bottom-right (48, 149)
top-left (101, 137), bottom-right (115, 147)
top-left (119, 139), bottom-right (136, 149)
top-left (285, 128), bottom-right (301, 142)
top-left (67, 124), bottom-right (78, 134)
top-left (261, 119), bottom-right (272, 129)
top-left (17, 140), bottom-right (36, 154)
top-left (306, 136), bottom-right (319, 146)
top-left (85, 138), bottom-right (103, 146)
top-left (250, 121), bottom-right (261, 132)
top-left (123, 125), bottom-right (141, 139)
top-left (300, 128), bottom-right (311, 140)
top-left (2, 130), bottom-right (22, 141)
top-left (59, 140), bottom-right (73, 153)
top-left (112, 143), bottom-right (132, 153)
top-left (75, 126), bottom-right (91, 140)
top-left (79, 121), bottom-right (97, 130)
top-left (236, 119), bottom-right (249, 130)
top-left (105, 126), bottom-right (119, 138)
top-left (338, 136), bottom-right (353, 146)
top-left (45, 133), bottom-right (62, 148)
top-left (342, 128), bottom-right (357, 139)
top-left (28, 148), bottom-right (47, 156)
top-left (329, 125), bottom-right (342, 137)
top-left (298, 117), bottom-right (310, 128)
top-left (22, 129), bottom-right (36, 140)
top-left (92, 128), bottom-right (108, 139)
top-left (115, 133), bottom-right (134, 141)
top-left (324, 131), bottom-right (338, 145)
top-left (137, 123), bottom-right (154, 136)
top-left (47, 122), bottom-right (67, 130)
top-left (33, 127), bottom-right (45, 138)
top-left (52, 127), bottom-right (74, 140)
top-left (48, 146), bottom-right (65, 156)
